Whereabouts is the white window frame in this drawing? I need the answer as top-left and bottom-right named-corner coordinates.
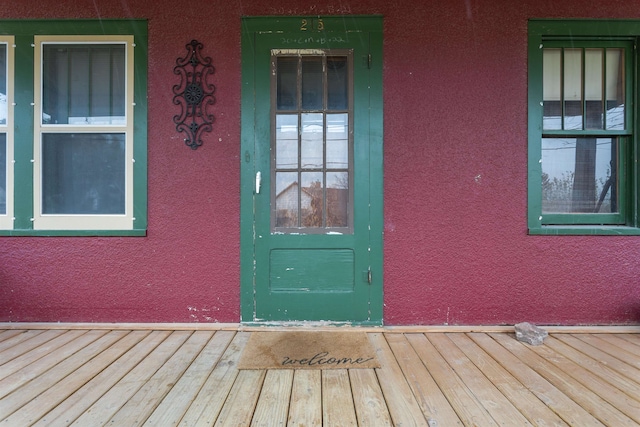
top-left (32, 35), bottom-right (135, 231)
top-left (0, 36), bottom-right (14, 230)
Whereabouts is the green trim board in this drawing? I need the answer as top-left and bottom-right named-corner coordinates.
top-left (528, 19), bottom-right (640, 235)
top-left (0, 19), bottom-right (148, 236)
top-left (241, 16), bottom-right (383, 324)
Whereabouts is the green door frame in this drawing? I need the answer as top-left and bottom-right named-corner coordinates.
top-left (240, 16), bottom-right (384, 325)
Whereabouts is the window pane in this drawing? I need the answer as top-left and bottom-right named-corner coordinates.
top-left (0, 134), bottom-right (5, 215)
top-left (542, 137), bottom-right (618, 214)
top-left (275, 172), bottom-right (298, 227)
top-left (0, 43), bottom-right (6, 125)
top-left (543, 49), bottom-right (562, 130)
top-left (606, 49), bottom-right (625, 130)
top-left (42, 44), bottom-right (126, 125)
top-left (327, 56), bottom-right (348, 110)
top-left (327, 171), bottom-right (348, 227)
top-left (276, 57), bottom-right (297, 110)
top-left (585, 49), bottom-right (603, 130)
top-left (301, 113), bottom-right (323, 168)
top-left (326, 113), bottom-right (348, 169)
top-left (564, 49), bottom-right (583, 130)
top-left (42, 133), bottom-right (125, 214)
top-left (276, 114), bottom-right (298, 169)
top-left (301, 57), bottom-right (323, 110)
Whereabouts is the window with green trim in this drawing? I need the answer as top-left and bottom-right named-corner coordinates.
top-left (0, 20), bottom-right (147, 236)
top-left (528, 20), bottom-right (640, 235)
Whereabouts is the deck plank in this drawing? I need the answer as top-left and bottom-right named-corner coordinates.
top-left (0, 330), bottom-right (44, 353)
top-left (447, 333), bottom-right (569, 427)
top-left (144, 330), bottom-right (235, 426)
top-left (0, 330), bottom-right (123, 420)
top-left (0, 327), bottom-right (637, 427)
top-left (524, 335), bottom-right (640, 425)
top-left (0, 329), bottom-right (66, 364)
top-left (491, 332), bottom-right (637, 426)
top-left (213, 369), bottom-right (266, 427)
top-left (550, 335), bottom-right (640, 402)
top-left (3, 330), bottom-right (151, 426)
top-left (106, 330), bottom-right (212, 427)
top-left (469, 332), bottom-right (606, 426)
top-left (0, 330), bottom-right (28, 345)
top-left (251, 369), bottom-right (295, 426)
top-left (39, 330), bottom-right (172, 426)
top-left (575, 334), bottom-right (640, 370)
top-left (0, 329), bottom-right (87, 381)
top-left (370, 332), bottom-right (430, 426)
top-left (385, 333), bottom-right (462, 426)
top-left (427, 333), bottom-right (534, 426)
top-left (406, 333), bottom-right (501, 427)
top-left (322, 369), bottom-right (358, 426)
top-left (177, 332), bottom-right (248, 426)
top-left (70, 330), bottom-right (193, 426)
top-left (349, 368), bottom-right (393, 426)
top-left (555, 334), bottom-right (640, 386)
top-left (287, 369), bottom-right (322, 427)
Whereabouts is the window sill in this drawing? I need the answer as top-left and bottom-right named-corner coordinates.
top-left (529, 225), bottom-right (640, 236)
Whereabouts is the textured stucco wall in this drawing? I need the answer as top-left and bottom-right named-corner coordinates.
top-left (1, 0), bottom-right (639, 325)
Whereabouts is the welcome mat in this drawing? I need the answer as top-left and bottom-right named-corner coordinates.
top-left (238, 331), bottom-right (380, 370)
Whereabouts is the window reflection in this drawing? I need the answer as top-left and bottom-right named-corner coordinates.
top-left (542, 137), bottom-right (617, 214)
top-left (42, 44), bottom-right (126, 125)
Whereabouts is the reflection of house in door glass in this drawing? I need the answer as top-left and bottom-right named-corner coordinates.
top-left (275, 181), bottom-right (348, 228)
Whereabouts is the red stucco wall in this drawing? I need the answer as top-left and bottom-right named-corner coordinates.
top-left (1, 0), bottom-right (639, 325)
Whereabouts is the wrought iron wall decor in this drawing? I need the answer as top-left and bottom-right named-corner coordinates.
top-left (173, 40), bottom-right (215, 150)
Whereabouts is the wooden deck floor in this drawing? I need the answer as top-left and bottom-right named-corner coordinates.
top-left (0, 325), bottom-right (639, 426)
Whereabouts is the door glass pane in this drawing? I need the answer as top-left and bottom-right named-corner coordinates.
top-left (301, 172), bottom-right (323, 227)
top-left (302, 57), bottom-right (323, 110)
top-left (606, 49), bottom-right (625, 130)
top-left (275, 172), bottom-right (298, 227)
top-left (41, 133), bottom-right (125, 214)
top-left (327, 56), bottom-right (348, 110)
top-left (276, 57), bottom-right (297, 110)
top-left (301, 113), bottom-right (323, 168)
top-left (276, 114), bottom-right (298, 168)
top-left (541, 137), bottom-right (618, 214)
top-left (327, 171), bottom-right (348, 227)
top-left (42, 44), bottom-right (126, 125)
top-left (326, 113), bottom-right (348, 169)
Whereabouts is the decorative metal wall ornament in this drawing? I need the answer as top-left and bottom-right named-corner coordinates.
top-left (173, 40), bottom-right (215, 150)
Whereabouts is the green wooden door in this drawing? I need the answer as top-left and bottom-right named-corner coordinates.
top-left (241, 16), bottom-right (383, 324)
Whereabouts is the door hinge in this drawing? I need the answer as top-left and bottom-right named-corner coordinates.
top-left (368, 268), bottom-right (372, 284)
top-left (368, 53), bottom-right (372, 69)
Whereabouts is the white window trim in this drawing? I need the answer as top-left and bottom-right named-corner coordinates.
top-left (32, 35), bottom-right (135, 231)
top-left (0, 36), bottom-right (14, 230)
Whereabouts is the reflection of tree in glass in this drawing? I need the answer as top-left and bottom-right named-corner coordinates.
top-left (302, 181), bottom-right (323, 227)
top-left (542, 170), bottom-right (612, 213)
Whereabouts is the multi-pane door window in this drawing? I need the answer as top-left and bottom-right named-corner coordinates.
top-left (0, 21), bottom-right (147, 235)
top-left (272, 51), bottom-right (353, 232)
top-left (528, 21), bottom-right (640, 234)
